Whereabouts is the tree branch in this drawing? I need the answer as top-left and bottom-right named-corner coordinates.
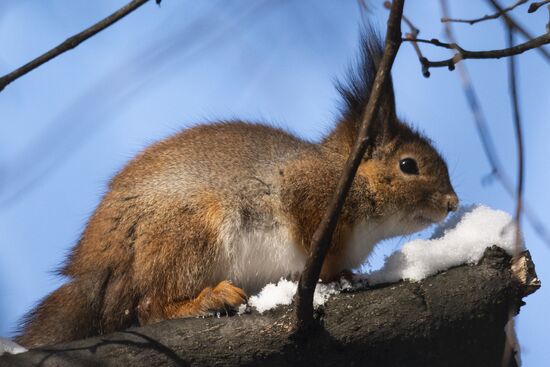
top-left (488, 0), bottom-right (550, 61)
top-left (0, 0), bottom-right (152, 93)
top-left (438, 0), bottom-right (550, 63)
top-left (528, 0), bottom-right (550, 13)
top-left (441, 0), bottom-right (527, 25)
top-left (383, 1), bottom-right (431, 77)
top-left (0, 247), bottom-right (539, 367)
top-left (506, 30), bottom-right (524, 256)
top-left (293, 0), bottom-right (405, 332)
top-left (499, 20), bottom-right (526, 367)
top-left (436, 0), bottom-right (550, 249)
top-left (403, 32), bottom-right (550, 71)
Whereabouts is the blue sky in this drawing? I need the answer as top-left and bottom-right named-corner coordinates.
top-left (0, 0), bottom-right (548, 363)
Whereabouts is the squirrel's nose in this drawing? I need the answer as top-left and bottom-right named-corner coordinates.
top-left (446, 193), bottom-right (459, 213)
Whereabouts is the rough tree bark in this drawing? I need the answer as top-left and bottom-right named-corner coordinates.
top-left (0, 247), bottom-right (540, 367)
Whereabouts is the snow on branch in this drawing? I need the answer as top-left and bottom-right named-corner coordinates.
top-left (0, 338), bottom-right (26, 357)
top-left (0, 244), bottom-right (539, 366)
top-left (244, 205), bottom-right (528, 314)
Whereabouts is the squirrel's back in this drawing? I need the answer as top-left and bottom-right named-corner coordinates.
top-left (112, 121), bottom-right (316, 194)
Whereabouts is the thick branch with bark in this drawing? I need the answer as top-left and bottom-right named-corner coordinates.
top-left (1, 247), bottom-right (540, 367)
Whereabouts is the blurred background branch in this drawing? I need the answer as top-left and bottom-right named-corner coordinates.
top-left (0, 0), bottom-right (282, 208)
top-left (0, 0), bottom-right (153, 93)
top-left (488, 0), bottom-right (550, 60)
top-left (399, 0), bottom-right (550, 249)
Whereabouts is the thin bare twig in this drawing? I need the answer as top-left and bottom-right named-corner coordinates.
top-left (0, 0), bottom-right (279, 208)
top-left (488, 0), bottom-right (550, 61)
top-left (501, 22), bottom-right (524, 367)
top-left (0, 0), bottom-right (152, 93)
top-left (441, 0), bottom-right (527, 25)
top-left (384, 1), bottom-right (430, 77)
top-left (405, 0), bottom-right (550, 70)
top-left (382, 0), bottom-right (418, 34)
top-left (404, 37), bottom-right (455, 49)
top-left (437, 0), bottom-right (550, 249)
top-left (402, 15), bottom-right (419, 37)
top-left (405, 33), bottom-right (431, 77)
top-left (403, 32), bottom-right (550, 71)
top-left (528, 0), bottom-right (550, 13)
top-left (357, 0), bottom-right (368, 14)
top-left (507, 30), bottom-right (524, 255)
top-left (293, 0), bottom-right (405, 332)
top-left (501, 310), bottom-right (520, 367)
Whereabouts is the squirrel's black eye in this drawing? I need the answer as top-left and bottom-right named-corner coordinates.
top-left (399, 158), bottom-right (419, 175)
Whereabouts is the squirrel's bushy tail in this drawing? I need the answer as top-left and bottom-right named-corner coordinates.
top-left (15, 272), bottom-right (112, 348)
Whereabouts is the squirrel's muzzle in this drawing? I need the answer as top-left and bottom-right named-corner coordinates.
top-left (446, 193), bottom-right (459, 213)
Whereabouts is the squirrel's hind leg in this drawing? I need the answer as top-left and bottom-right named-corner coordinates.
top-left (137, 280), bottom-right (247, 325)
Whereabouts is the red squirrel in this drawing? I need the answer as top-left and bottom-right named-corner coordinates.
top-left (17, 33), bottom-right (458, 348)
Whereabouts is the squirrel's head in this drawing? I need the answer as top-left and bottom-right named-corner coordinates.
top-left (358, 126), bottom-right (458, 233)
top-left (323, 29), bottom-right (458, 232)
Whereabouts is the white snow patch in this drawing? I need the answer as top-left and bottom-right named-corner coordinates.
top-left (248, 278), bottom-right (352, 313)
top-left (0, 337), bottom-right (27, 356)
top-left (366, 204), bottom-right (522, 284)
top-left (248, 279), bottom-right (296, 313)
top-left (245, 205), bottom-right (520, 313)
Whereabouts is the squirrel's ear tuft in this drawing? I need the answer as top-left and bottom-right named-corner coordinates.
top-left (335, 27), bottom-right (397, 145)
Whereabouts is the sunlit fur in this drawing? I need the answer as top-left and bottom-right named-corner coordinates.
top-left (16, 32), bottom-right (457, 348)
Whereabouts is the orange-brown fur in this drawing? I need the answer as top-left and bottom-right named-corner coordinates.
top-left (16, 33), bottom-right (458, 348)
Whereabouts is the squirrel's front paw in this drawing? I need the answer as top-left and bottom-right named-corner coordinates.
top-left (208, 280), bottom-right (247, 312)
top-left (182, 280), bottom-right (246, 317)
top-left (138, 281), bottom-right (247, 325)
top-left (170, 280), bottom-right (247, 319)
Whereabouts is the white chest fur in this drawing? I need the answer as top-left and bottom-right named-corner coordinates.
top-left (340, 216), bottom-right (404, 271)
top-left (220, 215), bottom-right (404, 293)
top-left (220, 222), bottom-right (307, 294)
